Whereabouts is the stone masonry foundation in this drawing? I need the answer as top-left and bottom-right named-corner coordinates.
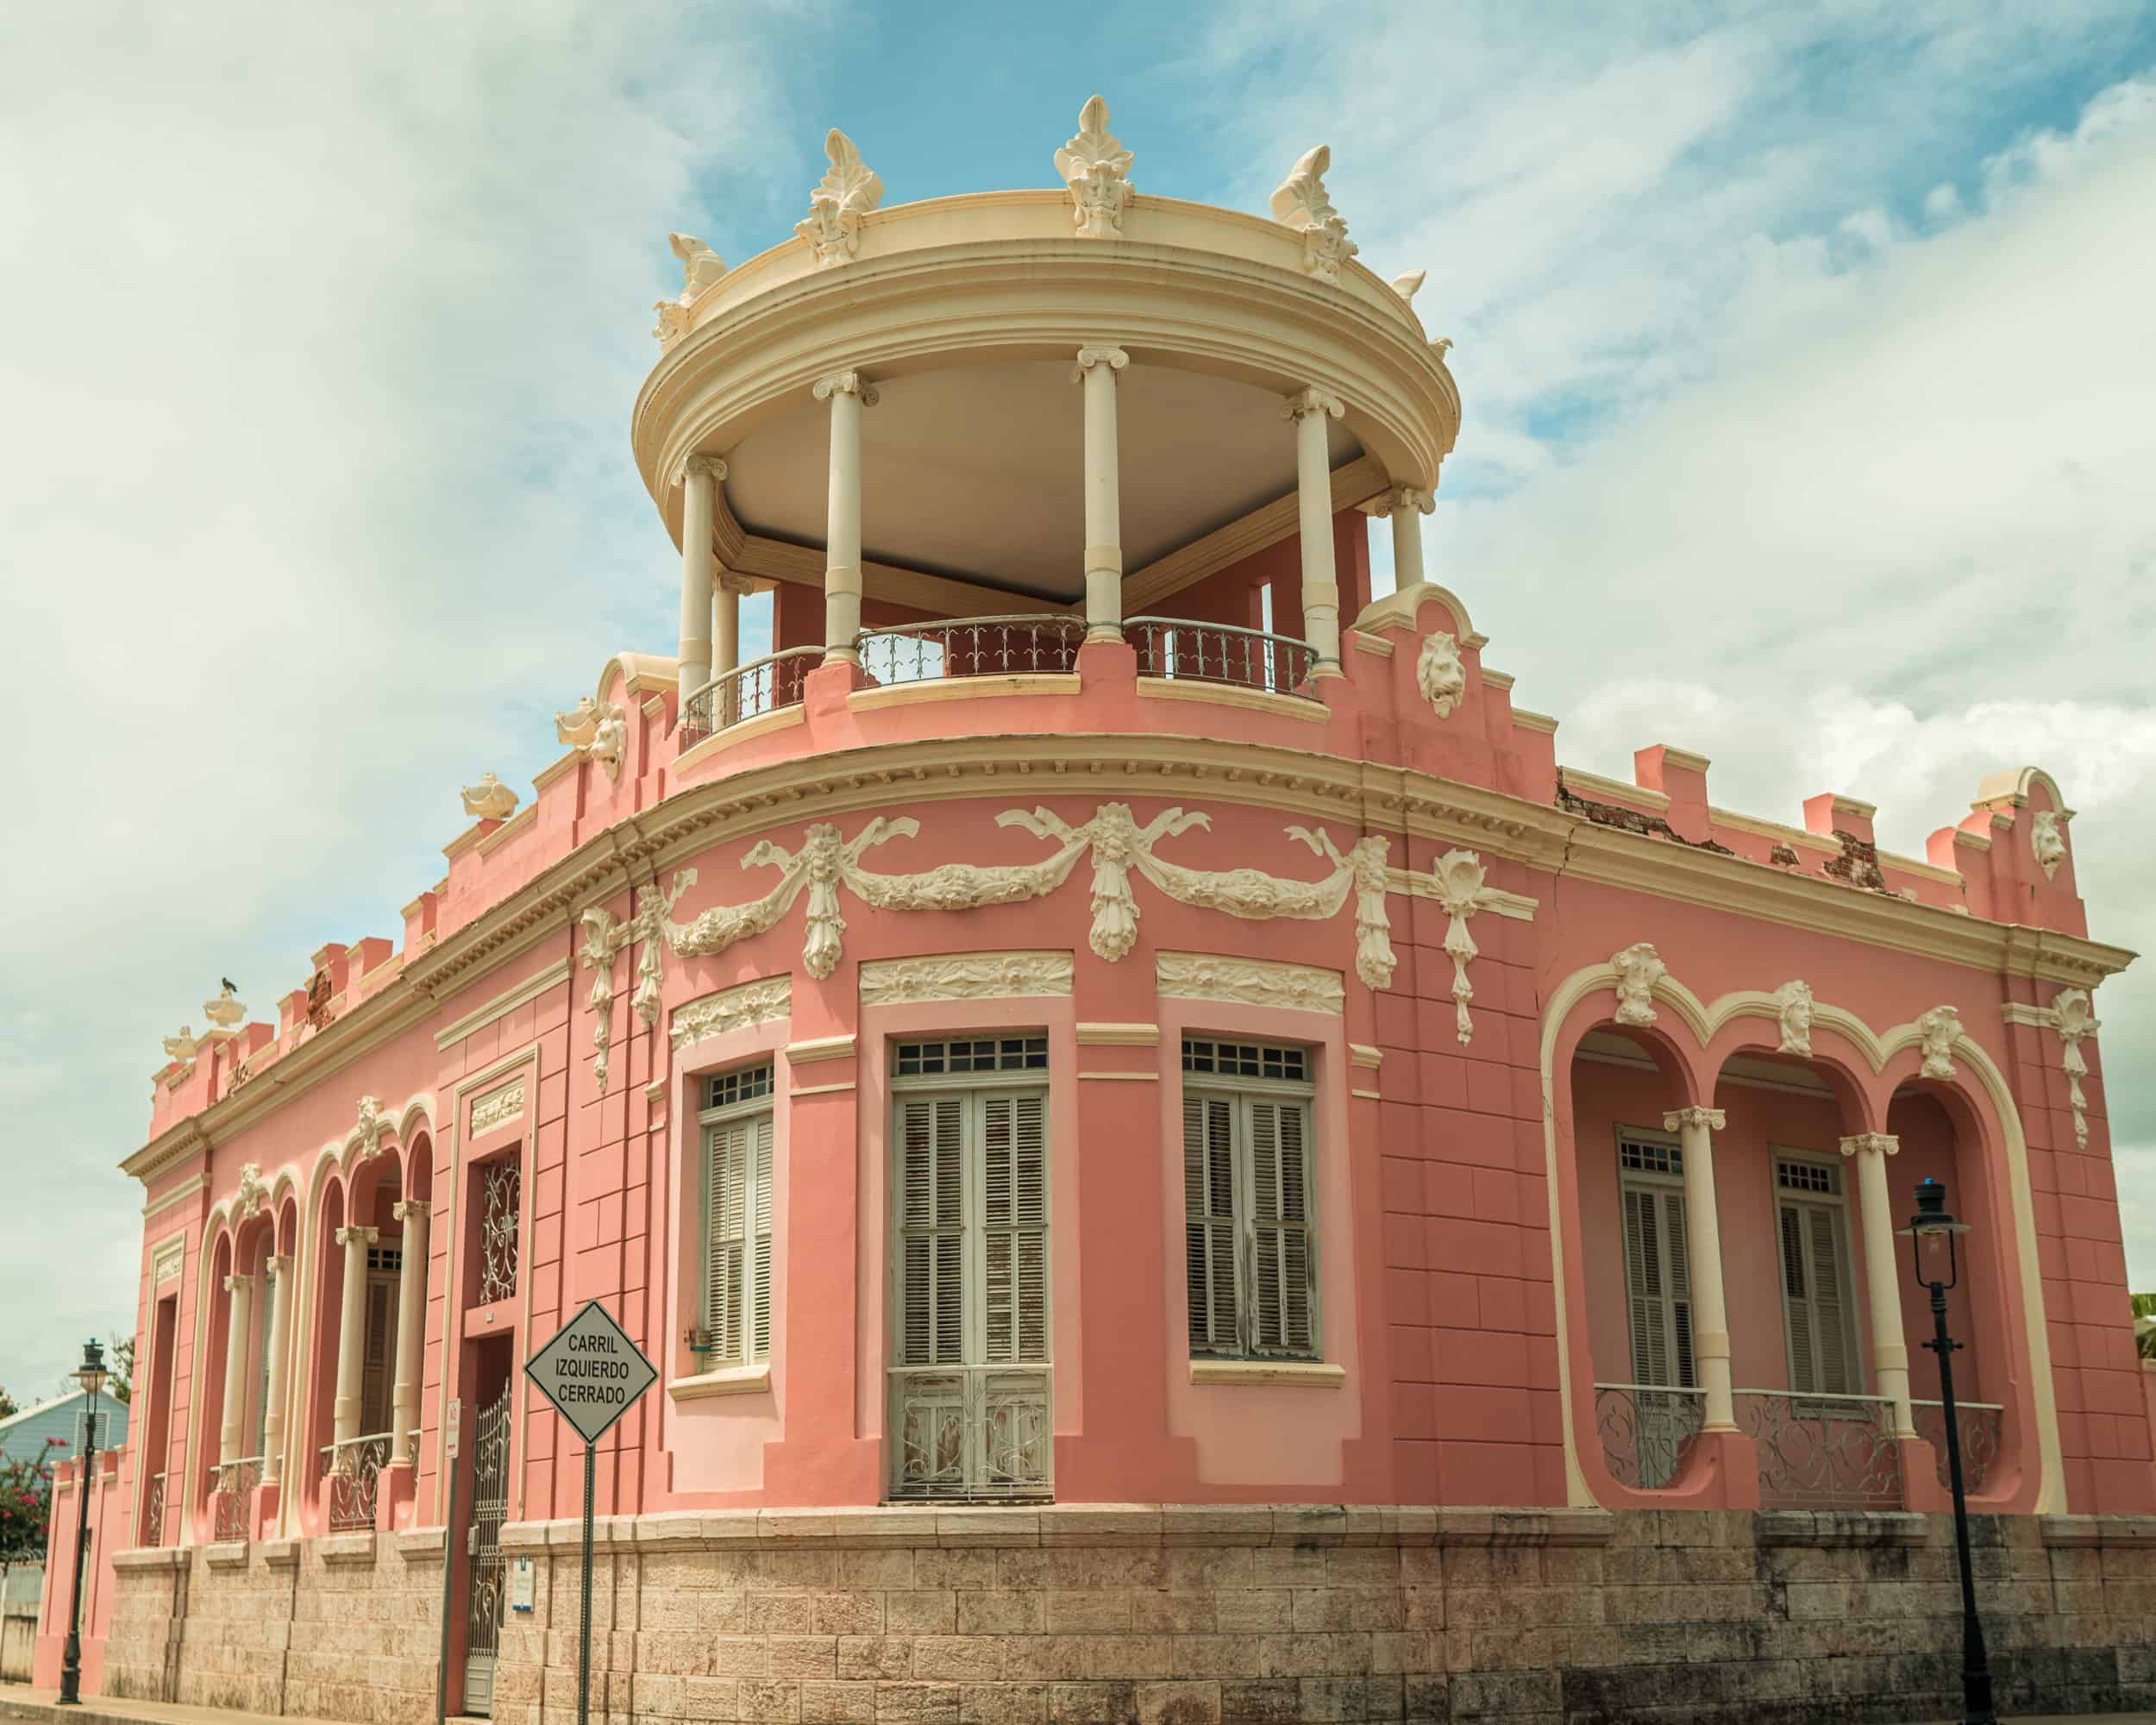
top-left (98, 1507), bottom-right (2156, 1724)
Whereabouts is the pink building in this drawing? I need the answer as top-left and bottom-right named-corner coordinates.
top-left (40, 106), bottom-right (2156, 1723)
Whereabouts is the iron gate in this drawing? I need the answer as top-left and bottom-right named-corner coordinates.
top-left (461, 1379), bottom-right (512, 1716)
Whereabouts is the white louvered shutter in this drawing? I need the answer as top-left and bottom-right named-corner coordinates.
top-left (705, 1120), bottom-right (750, 1358)
top-left (898, 1096), bottom-right (966, 1367)
top-left (1183, 1095), bottom-right (1238, 1353)
top-left (1781, 1201), bottom-right (1855, 1396)
top-left (1622, 1185), bottom-right (1694, 1389)
top-left (750, 1114), bottom-right (773, 1361)
top-left (253, 1274), bottom-right (274, 1453)
top-left (361, 1272), bottom-right (397, 1433)
top-left (981, 1094), bottom-right (1048, 1364)
top-left (1248, 1098), bottom-right (1314, 1357)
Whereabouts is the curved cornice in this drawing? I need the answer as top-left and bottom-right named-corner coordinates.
top-left (117, 730), bottom-right (2134, 1180)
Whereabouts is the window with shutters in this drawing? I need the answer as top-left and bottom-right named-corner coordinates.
top-left (695, 1062), bottom-right (775, 1367)
top-left (1616, 1129), bottom-right (1695, 1392)
top-left (360, 1245), bottom-right (402, 1436)
top-left (251, 1270), bottom-right (275, 1456)
top-left (1181, 1038), bottom-right (1319, 1363)
top-left (888, 1045), bottom-right (1050, 1502)
top-left (1773, 1155), bottom-right (1861, 1400)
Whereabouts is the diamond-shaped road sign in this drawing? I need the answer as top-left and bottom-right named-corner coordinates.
top-left (523, 1299), bottom-right (658, 1445)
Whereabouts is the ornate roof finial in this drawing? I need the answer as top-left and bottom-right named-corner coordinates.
top-left (461, 773), bottom-right (518, 822)
top-left (1269, 145), bottom-right (1357, 282)
top-left (1056, 95), bottom-right (1135, 238)
top-left (669, 233), bottom-right (726, 296)
top-left (1390, 269), bottom-right (1425, 304)
top-left (203, 981), bottom-right (247, 1032)
top-left (796, 129), bottom-right (884, 267)
top-left (162, 1026), bottom-right (199, 1070)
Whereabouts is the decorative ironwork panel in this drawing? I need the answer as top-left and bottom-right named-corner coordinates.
top-left (856, 616), bottom-right (1086, 689)
top-left (1738, 1390), bottom-right (1903, 1509)
top-left (462, 1378), bottom-right (513, 1715)
top-left (890, 1365), bottom-right (1049, 1502)
top-left (141, 1472), bottom-right (167, 1548)
top-left (479, 1157), bottom-right (521, 1308)
top-left (1123, 616), bottom-right (1318, 696)
top-left (320, 1433), bottom-right (392, 1533)
top-left (1595, 1384), bottom-right (1705, 1490)
top-left (211, 1457), bottom-right (260, 1542)
top-left (1912, 1400), bottom-right (2002, 1496)
top-left (680, 646), bottom-right (821, 741)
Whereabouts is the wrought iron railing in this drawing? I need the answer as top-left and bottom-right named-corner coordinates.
top-left (888, 1366), bottom-right (1050, 1502)
top-left (1124, 616), bottom-right (1318, 697)
top-left (856, 614), bottom-right (1086, 688)
top-left (211, 1457), bottom-right (260, 1542)
top-left (1594, 1383), bottom-right (1705, 1490)
top-left (1737, 1389), bottom-right (1904, 1509)
top-left (141, 1471), bottom-right (167, 1547)
top-left (1912, 1399), bottom-right (2003, 1496)
top-left (678, 645), bottom-right (821, 742)
top-left (319, 1433), bottom-right (392, 1532)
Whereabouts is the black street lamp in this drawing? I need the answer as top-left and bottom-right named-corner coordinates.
top-left (55, 1338), bottom-right (110, 1709)
top-left (1902, 1179), bottom-right (1994, 1725)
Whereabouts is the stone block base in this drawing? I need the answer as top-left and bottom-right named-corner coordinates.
top-left (92, 1506), bottom-right (2156, 1723)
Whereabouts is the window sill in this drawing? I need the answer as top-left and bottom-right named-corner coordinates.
top-left (668, 1362), bottom-right (773, 1402)
top-left (1188, 1359), bottom-right (1345, 1389)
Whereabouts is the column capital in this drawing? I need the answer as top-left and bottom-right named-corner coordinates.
top-left (1282, 385), bottom-right (1345, 422)
top-left (812, 368), bottom-right (880, 405)
top-left (1663, 1107), bottom-right (1726, 1132)
top-left (335, 1225), bottom-right (380, 1248)
top-left (391, 1199), bottom-right (429, 1222)
top-left (1070, 343), bottom-right (1130, 382)
top-left (718, 571), bottom-right (759, 596)
top-left (675, 453), bottom-right (728, 488)
top-left (223, 1273), bottom-right (249, 1295)
top-left (266, 1255), bottom-right (292, 1280)
top-left (1839, 1132), bottom-right (1899, 1157)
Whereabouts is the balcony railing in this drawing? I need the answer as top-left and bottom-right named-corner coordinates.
top-left (679, 645), bottom-right (821, 743)
top-left (1594, 1383), bottom-right (1705, 1490)
top-left (857, 614), bottom-right (1086, 688)
top-left (1737, 1389), bottom-right (1904, 1509)
top-left (1912, 1398), bottom-right (2003, 1496)
top-left (141, 1471), bottom-right (167, 1547)
top-left (211, 1457), bottom-right (261, 1542)
top-left (1124, 616), bottom-right (1317, 696)
top-left (319, 1433), bottom-right (392, 1533)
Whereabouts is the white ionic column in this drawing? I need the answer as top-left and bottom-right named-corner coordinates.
top-left (1384, 485), bottom-right (1434, 591)
top-left (1072, 344), bottom-right (1129, 643)
top-left (332, 1225), bottom-right (378, 1448)
top-left (260, 1257), bottom-right (292, 1484)
top-left (714, 574), bottom-right (749, 680)
top-left (1663, 1107), bottom-right (1736, 1433)
top-left (1840, 1132), bottom-right (1917, 1437)
top-left (813, 369), bottom-right (878, 663)
top-left (388, 1201), bottom-right (429, 1465)
top-left (1283, 386), bottom-right (1347, 674)
top-left (676, 454), bottom-right (726, 699)
top-left (218, 1274), bottom-right (254, 1465)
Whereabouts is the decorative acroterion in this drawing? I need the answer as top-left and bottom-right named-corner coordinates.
top-left (1611, 942), bottom-right (1665, 1026)
top-left (2032, 809), bottom-right (2067, 880)
top-left (1417, 631), bottom-right (1465, 719)
top-left (161, 1026), bottom-right (198, 1070)
top-left (651, 233), bottom-right (727, 350)
top-left (2050, 988), bottom-right (2100, 1150)
top-left (203, 982), bottom-right (247, 1032)
top-left (796, 129), bottom-right (883, 267)
top-left (1269, 145), bottom-right (1357, 281)
top-left (1916, 1004), bottom-right (1962, 1081)
top-left (461, 774), bottom-right (518, 822)
top-left (555, 697), bottom-right (628, 783)
top-left (1391, 269), bottom-right (1425, 303)
top-left (1775, 981), bottom-right (1814, 1057)
top-left (1056, 95), bottom-right (1135, 238)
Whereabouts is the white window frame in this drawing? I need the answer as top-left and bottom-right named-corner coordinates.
top-left (887, 1036), bottom-right (1052, 1502)
top-left (1181, 1037), bottom-right (1320, 1364)
top-left (1770, 1147), bottom-right (1865, 1402)
top-left (1614, 1126), bottom-right (1695, 1392)
top-left (694, 1062), bottom-right (776, 1369)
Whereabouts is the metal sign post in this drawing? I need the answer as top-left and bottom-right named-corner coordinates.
top-left (523, 1300), bottom-right (657, 1725)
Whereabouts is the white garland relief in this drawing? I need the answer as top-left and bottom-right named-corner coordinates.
top-left (469, 1081), bottom-right (527, 1138)
top-left (860, 952), bottom-right (1074, 1007)
top-left (1775, 981), bottom-right (1814, 1057)
top-left (2032, 809), bottom-right (2067, 881)
top-left (2050, 988), bottom-right (2100, 1150)
top-left (1430, 850), bottom-right (1496, 1045)
top-left (1157, 953), bottom-right (1344, 1015)
top-left (670, 976), bottom-right (793, 1051)
top-left (1611, 943), bottom-right (1665, 1027)
top-left (1417, 631), bottom-right (1465, 719)
top-left (796, 129), bottom-right (883, 267)
top-left (1915, 1005), bottom-right (1963, 1081)
top-left (1055, 95), bottom-right (1134, 238)
top-left (580, 872), bottom-right (697, 1094)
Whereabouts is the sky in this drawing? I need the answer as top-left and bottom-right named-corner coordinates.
top-left (1, 1), bottom-right (2153, 1402)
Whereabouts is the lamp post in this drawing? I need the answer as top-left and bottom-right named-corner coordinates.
top-left (56, 1337), bottom-right (110, 1708)
top-left (1902, 1179), bottom-right (1993, 1725)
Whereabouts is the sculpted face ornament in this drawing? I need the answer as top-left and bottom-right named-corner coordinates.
top-left (1915, 1005), bottom-right (1962, 1082)
top-left (1417, 631), bottom-right (1466, 719)
top-left (1055, 94), bottom-right (1135, 239)
top-left (2031, 809), bottom-right (2067, 881)
top-left (555, 697), bottom-right (628, 783)
top-left (1611, 942), bottom-right (1666, 1027)
top-left (1775, 980), bottom-right (1814, 1057)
